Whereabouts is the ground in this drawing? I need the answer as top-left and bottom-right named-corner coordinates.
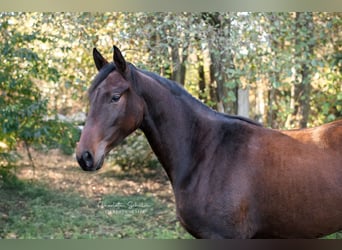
top-left (0, 148), bottom-right (193, 239)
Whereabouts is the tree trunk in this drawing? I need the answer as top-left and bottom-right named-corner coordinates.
top-left (238, 88), bottom-right (249, 118)
top-left (197, 51), bottom-right (207, 102)
top-left (169, 15), bottom-right (188, 86)
top-left (170, 45), bottom-right (187, 86)
top-left (267, 86), bottom-right (275, 127)
top-left (226, 18), bottom-right (239, 115)
top-left (180, 45), bottom-right (187, 85)
top-left (209, 51), bottom-right (221, 111)
top-left (170, 44), bottom-right (187, 86)
top-left (204, 12), bottom-right (238, 114)
top-left (171, 46), bottom-right (182, 84)
top-left (292, 12), bottom-right (314, 128)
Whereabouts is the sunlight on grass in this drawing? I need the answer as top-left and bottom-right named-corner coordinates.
top-left (0, 169), bottom-right (192, 239)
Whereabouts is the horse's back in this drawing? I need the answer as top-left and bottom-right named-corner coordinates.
top-left (313, 119), bottom-right (342, 150)
top-left (281, 119), bottom-right (342, 150)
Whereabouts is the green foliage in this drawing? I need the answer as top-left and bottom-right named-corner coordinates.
top-left (0, 13), bottom-right (80, 166)
top-left (30, 120), bottom-right (80, 155)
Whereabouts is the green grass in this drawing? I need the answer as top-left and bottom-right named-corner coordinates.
top-left (0, 169), bottom-right (192, 239)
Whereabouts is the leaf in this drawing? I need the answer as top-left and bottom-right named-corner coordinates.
top-left (14, 48), bottom-right (39, 61)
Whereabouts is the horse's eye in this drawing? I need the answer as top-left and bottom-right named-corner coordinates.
top-left (111, 94), bottom-right (121, 103)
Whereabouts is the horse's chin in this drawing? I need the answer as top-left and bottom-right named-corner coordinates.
top-left (93, 144), bottom-right (116, 171)
top-left (94, 155), bottom-right (105, 171)
top-left (78, 139), bottom-right (119, 172)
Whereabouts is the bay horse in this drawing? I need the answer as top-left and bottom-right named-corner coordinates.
top-left (76, 46), bottom-right (342, 238)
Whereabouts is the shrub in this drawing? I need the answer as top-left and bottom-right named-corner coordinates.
top-left (108, 131), bottom-right (159, 171)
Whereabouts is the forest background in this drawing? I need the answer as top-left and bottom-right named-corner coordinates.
top-left (1, 12), bottom-right (341, 163)
top-left (0, 12), bottom-right (341, 239)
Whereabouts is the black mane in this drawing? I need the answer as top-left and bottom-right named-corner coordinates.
top-left (137, 68), bottom-right (187, 97)
top-left (135, 67), bottom-right (262, 127)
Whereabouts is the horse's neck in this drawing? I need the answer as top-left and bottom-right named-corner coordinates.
top-left (138, 72), bottom-right (214, 185)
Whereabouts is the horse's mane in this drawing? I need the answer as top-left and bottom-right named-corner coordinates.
top-left (136, 67), bottom-right (189, 97)
top-left (135, 66), bottom-right (262, 127)
top-left (220, 113), bottom-right (262, 127)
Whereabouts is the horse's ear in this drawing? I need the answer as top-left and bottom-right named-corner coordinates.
top-left (93, 48), bottom-right (108, 71)
top-left (113, 45), bottom-right (127, 73)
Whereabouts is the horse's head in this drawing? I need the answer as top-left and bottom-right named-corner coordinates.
top-left (76, 46), bottom-right (144, 171)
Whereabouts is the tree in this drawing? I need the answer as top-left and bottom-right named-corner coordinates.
top-left (0, 13), bottom-right (79, 166)
top-left (290, 12), bottom-right (315, 128)
top-left (201, 12), bottom-right (240, 113)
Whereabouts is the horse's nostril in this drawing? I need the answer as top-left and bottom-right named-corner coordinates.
top-left (79, 150), bottom-right (94, 170)
top-left (83, 151), bottom-right (91, 161)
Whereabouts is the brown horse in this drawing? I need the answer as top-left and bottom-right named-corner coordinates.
top-left (76, 46), bottom-right (342, 238)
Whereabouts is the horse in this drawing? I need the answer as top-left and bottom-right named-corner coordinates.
top-left (76, 46), bottom-right (342, 238)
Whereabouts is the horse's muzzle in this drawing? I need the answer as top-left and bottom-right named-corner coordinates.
top-left (76, 151), bottom-right (103, 171)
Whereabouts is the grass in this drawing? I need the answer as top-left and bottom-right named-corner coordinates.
top-left (0, 167), bottom-right (192, 239)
